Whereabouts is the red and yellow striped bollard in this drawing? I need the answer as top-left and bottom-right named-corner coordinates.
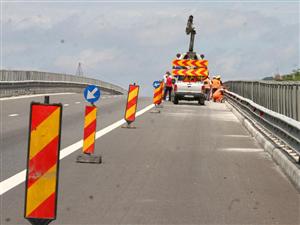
top-left (123, 84), bottom-right (139, 128)
top-left (24, 103), bottom-right (62, 225)
top-left (76, 105), bottom-right (102, 163)
top-left (83, 105), bottom-right (97, 154)
top-left (153, 81), bottom-right (163, 105)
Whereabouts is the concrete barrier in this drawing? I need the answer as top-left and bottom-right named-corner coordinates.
top-left (0, 70), bottom-right (126, 97)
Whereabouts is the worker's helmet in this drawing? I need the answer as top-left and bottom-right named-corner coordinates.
top-left (216, 75), bottom-right (221, 79)
top-left (212, 76), bottom-right (216, 79)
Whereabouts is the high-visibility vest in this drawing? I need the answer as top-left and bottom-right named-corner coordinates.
top-left (211, 79), bottom-right (221, 89)
top-left (203, 78), bottom-right (211, 89)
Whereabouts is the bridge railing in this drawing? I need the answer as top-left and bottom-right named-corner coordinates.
top-left (0, 70), bottom-right (126, 97)
top-left (225, 90), bottom-right (300, 161)
top-left (224, 81), bottom-right (300, 121)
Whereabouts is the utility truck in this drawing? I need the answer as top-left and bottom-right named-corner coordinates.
top-left (172, 15), bottom-right (208, 105)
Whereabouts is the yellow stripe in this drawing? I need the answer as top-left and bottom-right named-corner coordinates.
top-left (84, 108), bottom-right (97, 128)
top-left (83, 131), bottom-right (95, 151)
top-left (29, 108), bottom-right (60, 160)
top-left (127, 87), bottom-right (138, 103)
top-left (153, 95), bottom-right (161, 103)
top-left (25, 164), bottom-right (57, 216)
top-left (125, 104), bottom-right (137, 120)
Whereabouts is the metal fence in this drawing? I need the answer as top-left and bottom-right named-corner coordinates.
top-left (0, 70), bottom-right (126, 97)
top-left (225, 81), bottom-right (300, 121)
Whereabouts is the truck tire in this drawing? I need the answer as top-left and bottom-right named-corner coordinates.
top-left (173, 96), bottom-right (179, 104)
top-left (198, 98), bottom-right (205, 105)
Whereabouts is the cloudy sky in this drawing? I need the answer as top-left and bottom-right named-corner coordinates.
top-left (1, 0), bottom-right (299, 95)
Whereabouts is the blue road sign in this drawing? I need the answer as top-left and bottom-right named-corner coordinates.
top-left (83, 85), bottom-right (101, 103)
top-left (153, 81), bottom-right (161, 89)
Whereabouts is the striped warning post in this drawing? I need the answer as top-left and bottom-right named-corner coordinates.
top-left (153, 82), bottom-right (163, 105)
top-left (83, 105), bottom-right (97, 154)
top-left (24, 103), bottom-right (62, 225)
top-left (124, 84), bottom-right (139, 124)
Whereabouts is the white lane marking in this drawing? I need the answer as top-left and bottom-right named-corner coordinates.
top-left (219, 148), bottom-right (263, 152)
top-left (63, 104), bottom-right (69, 107)
top-left (0, 93), bottom-right (75, 101)
top-left (75, 102), bottom-right (81, 104)
top-left (8, 114), bottom-right (19, 117)
top-left (223, 135), bottom-right (251, 138)
top-left (0, 104), bottom-right (154, 196)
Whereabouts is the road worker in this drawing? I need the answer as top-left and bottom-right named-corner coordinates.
top-left (211, 75), bottom-right (222, 95)
top-left (203, 76), bottom-right (211, 100)
top-left (212, 86), bottom-right (225, 103)
top-left (164, 73), bottom-right (173, 101)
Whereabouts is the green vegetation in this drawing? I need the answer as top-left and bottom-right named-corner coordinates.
top-left (281, 69), bottom-right (300, 81)
top-left (263, 69), bottom-right (300, 81)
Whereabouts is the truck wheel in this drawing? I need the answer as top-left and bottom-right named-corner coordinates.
top-left (198, 98), bottom-right (205, 105)
top-left (173, 96), bottom-right (179, 104)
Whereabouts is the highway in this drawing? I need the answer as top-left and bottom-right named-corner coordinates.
top-left (1, 94), bottom-right (299, 224)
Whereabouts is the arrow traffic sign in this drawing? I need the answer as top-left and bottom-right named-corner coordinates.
top-left (84, 85), bottom-right (101, 103)
top-left (153, 81), bottom-right (161, 89)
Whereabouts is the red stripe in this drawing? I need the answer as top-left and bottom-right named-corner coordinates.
top-left (27, 136), bottom-right (59, 188)
top-left (129, 85), bottom-right (138, 93)
top-left (126, 113), bottom-right (136, 122)
top-left (31, 105), bottom-right (58, 131)
top-left (84, 120), bottom-right (96, 139)
top-left (28, 192), bottom-right (56, 219)
top-left (84, 143), bottom-right (95, 154)
top-left (85, 105), bottom-right (96, 116)
top-left (126, 97), bottom-right (138, 110)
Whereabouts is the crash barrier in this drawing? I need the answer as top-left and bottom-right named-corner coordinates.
top-left (224, 81), bottom-right (300, 121)
top-left (123, 84), bottom-right (139, 128)
top-left (76, 105), bottom-right (102, 164)
top-left (0, 70), bottom-right (126, 97)
top-left (225, 90), bottom-right (300, 162)
top-left (24, 103), bottom-right (62, 225)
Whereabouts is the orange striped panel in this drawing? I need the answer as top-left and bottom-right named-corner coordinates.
top-left (124, 84), bottom-right (139, 123)
top-left (153, 83), bottom-right (163, 105)
top-left (83, 105), bottom-right (97, 154)
top-left (25, 103), bottom-right (62, 220)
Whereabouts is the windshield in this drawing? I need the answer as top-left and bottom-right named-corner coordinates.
top-left (175, 75), bottom-right (202, 82)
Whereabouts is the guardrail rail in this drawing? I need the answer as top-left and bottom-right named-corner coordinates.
top-left (225, 81), bottom-right (300, 121)
top-left (0, 70), bottom-right (126, 97)
top-left (225, 90), bottom-right (300, 163)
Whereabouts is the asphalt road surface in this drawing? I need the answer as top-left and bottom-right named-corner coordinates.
top-left (1, 94), bottom-right (299, 225)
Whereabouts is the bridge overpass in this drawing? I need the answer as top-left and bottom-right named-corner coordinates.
top-left (0, 71), bottom-right (299, 225)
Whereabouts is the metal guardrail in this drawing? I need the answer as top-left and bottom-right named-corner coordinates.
top-left (0, 70), bottom-right (126, 97)
top-left (224, 81), bottom-right (300, 121)
top-left (225, 90), bottom-right (300, 161)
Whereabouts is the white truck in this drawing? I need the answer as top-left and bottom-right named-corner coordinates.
top-left (172, 75), bottom-right (206, 105)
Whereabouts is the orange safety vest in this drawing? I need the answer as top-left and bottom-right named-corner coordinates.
top-left (211, 79), bottom-right (221, 89)
top-left (203, 78), bottom-right (211, 89)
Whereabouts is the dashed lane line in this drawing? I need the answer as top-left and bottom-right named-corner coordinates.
top-left (0, 104), bottom-right (154, 196)
top-left (8, 114), bottom-right (19, 117)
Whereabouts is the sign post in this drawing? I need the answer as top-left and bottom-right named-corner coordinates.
top-left (76, 85), bottom-right (102, 163)
top-left (151, 81), bottom-right (163, 113)
top-left (122, 84), bottom-right (139, 128)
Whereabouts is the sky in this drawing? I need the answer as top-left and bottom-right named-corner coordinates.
top-left (1, 0), bottom-right (299, 95)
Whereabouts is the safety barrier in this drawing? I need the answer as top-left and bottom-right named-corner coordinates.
top-left (225, 90), bottom-right (300, 161)
top-left (224, 81), bottom-right (300, 121)
top-left (0, 70), bottom-right (126, 97)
